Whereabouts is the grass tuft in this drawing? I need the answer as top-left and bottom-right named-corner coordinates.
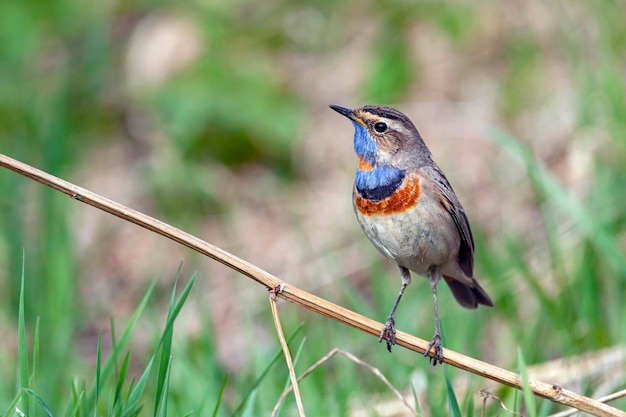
top-left (10, 257), bottom-right (197, 416)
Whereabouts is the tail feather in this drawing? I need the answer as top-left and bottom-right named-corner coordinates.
top-left (443, 276), bottom-right (494, 309)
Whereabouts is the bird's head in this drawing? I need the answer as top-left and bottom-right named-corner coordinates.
top-left (330, 105), bottom-right (430, 170)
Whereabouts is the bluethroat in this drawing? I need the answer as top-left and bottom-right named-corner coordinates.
top-left (330, 104), bottom-right (493, 365)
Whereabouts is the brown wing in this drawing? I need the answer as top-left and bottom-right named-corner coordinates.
top-left (421, 164), bottom-right (475, 278)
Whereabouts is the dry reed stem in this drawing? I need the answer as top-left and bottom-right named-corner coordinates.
top-left (1, 153), bottom-right (624, 417)
top-left (271, 348), bottom-right (418, 417)
top-left (479, 389), bottom-right (523, 416)
top-left (269, 285), bottom-right (306, 417)
top-left (548, 390), bottom-right (626, 417)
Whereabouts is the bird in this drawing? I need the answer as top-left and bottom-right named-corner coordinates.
top-left (329, 104), bottom-right (493, 365)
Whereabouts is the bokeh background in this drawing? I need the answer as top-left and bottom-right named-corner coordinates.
top-left (1, 0), bottom-right (625, 415)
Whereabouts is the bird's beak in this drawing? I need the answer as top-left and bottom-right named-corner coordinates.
top-left (329, 105), bottom-right (353, 119)
top-left (329, 105), bottom-right (367, 127)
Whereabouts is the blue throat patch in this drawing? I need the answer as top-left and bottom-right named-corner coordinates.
top-left (352, 122), bottom-right (378, 166)
top-left (355, 166), bottom-right (406, 201)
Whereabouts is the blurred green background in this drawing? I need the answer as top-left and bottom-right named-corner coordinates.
top-left (1, 0), bottom-right (625, 415)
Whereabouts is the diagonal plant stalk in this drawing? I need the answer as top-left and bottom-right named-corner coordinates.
top-left (1, 152), bottom-right (624, 417)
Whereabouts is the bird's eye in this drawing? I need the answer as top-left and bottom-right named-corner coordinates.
top-left (374, 122), bottom-right (387, 133)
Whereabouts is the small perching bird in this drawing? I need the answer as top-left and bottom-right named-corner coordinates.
top-left (330, 104), bottom-right (493, 365)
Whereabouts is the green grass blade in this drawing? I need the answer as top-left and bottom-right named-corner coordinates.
top-left (443, 365), bottom-right (461, 417)
top-left (65, 378), bottom-right (83, 417)
top-left (113, 352), bottom-right (131, 412)
top-left (125, 355), bottom-right (155, 414)
top-left (154, 271), bottom-right (196, 415)
top-left (32, 317), bottom-right (40, 400)
top-left (157, 272), bottom-right (196, 349)
top-left (538, 397), bottom-right (553, 417)
top-left (153, 334), bottom-right (173, 416)
top-left (85, 280), bottom-right (157, 409)
top-left (211, 374), bottom-right (229, 417)
top-left (154, 266), bottom-right (183, 414)
top-left (240, 390), bottom-right (258, 417)
top-left (2, 393), bottom-right (21, 417)
top-left (409, 382), bottom-right (422, 417)
top-left (464, 391), bottom-right (474, 417)
top-left (24, 389), bottom-right (54, 417)
top-left (18, 250), bottom-right (30, 417)
top-left (440, 321), bottom-right (461, 417)
top-left (63, 388), bottom-right (83, 417)
top-left (517, 348), bottom-right (537, 417)
top-left (154, 266), bottom-right (181, 416)
top-left (95, 332), bottom-right (102, 416)
top-left (155, 359), bottom-right (172, 417)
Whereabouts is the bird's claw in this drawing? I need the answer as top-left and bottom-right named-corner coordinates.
top-left (378, 317), bottom-right (397, 352)
top-left (424, 333), bottom-right (443, 365)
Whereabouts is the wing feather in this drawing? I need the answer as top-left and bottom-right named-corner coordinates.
top-left (421, 165), bottom-right (475, 277)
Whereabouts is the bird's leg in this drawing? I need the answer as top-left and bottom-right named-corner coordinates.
top-left (379, 266), bottom-right (411, 352)
top-left (425, 268), bottom-right (444, 365)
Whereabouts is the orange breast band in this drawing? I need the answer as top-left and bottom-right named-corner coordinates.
top-left (355, 174), bottom-right (421, 216)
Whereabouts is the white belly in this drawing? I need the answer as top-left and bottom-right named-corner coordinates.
top-left (355, 205), bottom-right (460, 277)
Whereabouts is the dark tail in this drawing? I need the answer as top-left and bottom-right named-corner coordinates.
top-left (443, 276), bottom-right (494, 309)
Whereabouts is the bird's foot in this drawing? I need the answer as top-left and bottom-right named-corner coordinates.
top-left (424, 333), bottom-right (443, 365)
top-left (378, 317), bottom-right (396, 352)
